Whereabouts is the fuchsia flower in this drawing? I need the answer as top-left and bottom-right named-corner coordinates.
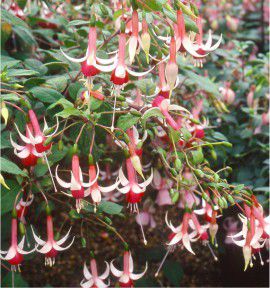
top-left (61, 25), bottom-right (116, 77)
top-left (151, 96), bottom-right (190, 130)
top-left (152, 169), bottom-right (173, 206)
top-left (219, 83), bottom-right (236, 105)
top-left (194, 198), bottom-right (219, 223)
top-left (223, 217), bottom-right (240, 244)
top-left (118, 158), bottom-right (153, 207)
top-left (193, 16), bottom-right (222, 67)
top-left (128, 10), bottom-right (140, 64)
top-left (16, 193), bottom-right (34, 224)
top-left (110, 250), bottom-right (148, 288)
top-left (0, 212), bottom-right (35, 271)
top-left (85, 159), bottom-right (120, 207)
top-left (55, 154), bottom-right (99, 212)
top-left (10, 123), bottom-right (42, 167)
top-left (80, 257), bottom-right (110, 288)
top-left (31, 207), bottom-right (75, 266)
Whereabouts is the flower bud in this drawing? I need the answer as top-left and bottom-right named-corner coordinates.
top-left (209, 223), bottom-right (218, 244)
top-left (81, 237), bottom-right (87, 248)
top-left (19, 222), bottom-right (26, 236)
top-left (174, 158), bottom-right (182, 171)
top-left (131, 155), bottom-right (144, 179)
top-left (243, 246), bottom-right (251, 271)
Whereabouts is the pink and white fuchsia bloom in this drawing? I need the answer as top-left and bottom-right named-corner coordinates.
top-left (10, 123), bottom-right (43, 167)
top-left (110, 250), bottom-right (148, 288)
top-left (60, 25), bottom-right (116, 77)
top-left (14, 110), bottom-right (59, 191)
top-left (16, 193), bottom-right (34, 224)
top-left (193, 16), bottom-right (222, 67)
top-left (31, 210), bottom-right (75, 267)
top-left (0, 213), bottom-right (35, 271)
top-left (55, 154), bottom-right (99, 212)
top-left (80, 258), bottom-right (110, 288)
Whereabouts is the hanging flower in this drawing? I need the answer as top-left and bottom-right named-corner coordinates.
top-left (31, 206), bottom-right (75, 266)
top-left (10, 123), bottom-right (43, 166)
top-left (80, 256), bottom-right (110, 288)
top-left (55, 154), bottom-right (99, 212)
top-left (165, 34), bottom-right (178, 91)
top-left (193, 16), bottom-right (222, 67)
top-left (61, 24), bottom-right (116, 77)
top-left (16, 193), bottom-right (34, 224)
top-left (0, 211), bottom-right (35, 271)
top-left (110, 250), bottom-right (148, 288)
top-left (85, 155), bottom-right (120, 207)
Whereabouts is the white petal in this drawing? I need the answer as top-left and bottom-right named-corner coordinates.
top-left (182, 233), bottom-right (195, 255)
top-left (126, 66), bottom-right (154, 77)
top-left (55, 166), bottom-right (71, 188)
top-left (95, 62), bottom-right (116, 72)
top-left (60, 47), bottom-right (88, 63)
top-left (46, 117), bottom-right (59, 137)
top-left (37, 242), bottom-right (53, 254)
top-left (99, 179), bottom-right (120, 193)
top-left (129, 253), bottom-right (134, 273)
top-left (167, 233), bottom-right (182, 246)
top-left (15, 148), bottom-right (30, 159)
top-left (119, 167), bottom-right (129, 186)
top-left (138, 169), bottom-right (153, 188)
top-left (110, 260), bottom-right (123, 277)
top-left (10, 134), bottom-right (25, 150)
top-left (96, 55), bottom-right (117, 65)
top-left (14, 124), bottom-right (32, 144)
top-left (83, 262), bottom-right (92, 280)
top-left (56, 227), bottom-right (72, 246)
top-left (81, 279), bottom-right (94, 288)
top-left (250, 227), bottom-right (263, 247)
top-left (168, 104), bottom-right (190, 114)
top-left (95, 279), bottom-right (109, 288)
top-left (91, 189), bottom-right (101, 203)
top-left (53, 236), bottom-right (75, 251)
top-left (99, 261), bottom-right (110, 280)
top-left (130, 262), bottom-right (148, 280)
top-left (31, 226), bottom-right (46, 246)
top-left (231, 238), bottom-right (246, 247)
top-left (117, 185), bottom-right (130, 194)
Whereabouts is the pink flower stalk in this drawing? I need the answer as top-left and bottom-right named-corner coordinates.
top-left (10, 123), bottom-right (43, 167)
top-left (152, 169), bottom-right (173, 206)
top-left (151, 96), bottom-right (190, 130)
top-left (16, 193), bottom-right (34, 224)
top-left (32, 209), bottom-right (75, 266)
top-left (230, 213), bottom-right (266, 270)
top-left (165, 36), bottom-right (178, 91)
top-left (56, 154), bottom-right (99, 212)
top-left (85, 161), bottom-right (120, 208)
top-left (247, 84), bottom-right (256, 108)
top-left (80, 258), bottom-right (110, 288)
top-left (193, 16), bottom-right (222, 67)
top-left (0, 212), bottom-right (35, 271)
top-left (118, 158), bottom-right (153, 244)
top-left (110, 250), bottom-right (148, 288)
top-left (61, 26), bottom-right (116, 77)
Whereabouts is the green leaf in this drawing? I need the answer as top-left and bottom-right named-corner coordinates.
top-left (191, 149), bottom-right (204, 165)
top-left (141, 107), bottom-right (164, 127)
top-left (1, 180), bottom-right (21, 215)
top-left (184, 70), bottom-right (219, 96)
top-left (136, 0), bottom-right (166, 11)
top-left (7, 69), bottom-right (39, 77)
top-left (116, 113), bottom-right (140, 131)
top-left (24, 58), bottom-right (48, 76)
top-left (48, 98), bottom-right (74, 110)
top-left (163, 260), bottom-right (183, 287)
top-left (1, 8), bottom-right (29, 28)
top-left (68, 20), bottom-right (90, 26)
top-left (98, 201), bottom-right (123, 215)
top-left (0, 157), bottom-right (28, 176)
top-left (56, 107), bottom-right (82, 118)
top-left (30, 87), bottom-right (63, 103)
top-left (181, 127), bottom-right (192, 141)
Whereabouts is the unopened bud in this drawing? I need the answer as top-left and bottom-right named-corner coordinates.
top-left (81, 237), bottom-right (87, 248)
top-left (174, 158), bottom-right (182, 171)
top-left (58, 140), bottom-right (64, 151)
top-left (19, 222), bottom-right (26, 235)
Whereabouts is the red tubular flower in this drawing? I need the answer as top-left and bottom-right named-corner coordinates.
top-left (165, 36), bottom-right (178, 91)
top-left (128, 10), bottom-right (139, 64)
top-left (110, 250), bottom-right (148, 288)
top-left (32, 207), bottom-right (75, 266)
top-left (0, 211), bottom-right (35, 271)
top-left (56, 154), bottom-right (99, 212)
top-left (10, 123), bottom-right (42, 167)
